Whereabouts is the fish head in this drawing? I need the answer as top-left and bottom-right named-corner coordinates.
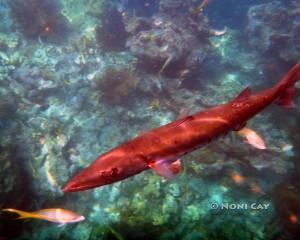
top-left (62, 147), bottom-right (147, 192)
top-left (63, 214), bottom-right (85, 223)
top-left (75, 215), bottom-right (85, 222)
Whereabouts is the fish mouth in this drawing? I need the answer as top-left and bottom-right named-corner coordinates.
top-left (62, 180), bottom-right (101, 192)
top-left (62, 165), bottom-right (106, 192)
top-left (62, 165), bottom-right (125, 192)
top-left (61, 175), bottom-right (99, 192)
top-left (61, 183), bottom-right (82, 192)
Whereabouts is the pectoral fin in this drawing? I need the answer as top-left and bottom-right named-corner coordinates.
top-left (176, 108), bottom-right (192, 120)
top-left (149, 159), bottom-right (181, 179)
top-left (58, 223), bottom-right (66, 228)
top-left (233, 87), bottom-right (252, 102)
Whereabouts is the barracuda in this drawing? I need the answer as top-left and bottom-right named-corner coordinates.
top-left (63, 62), bottom-right (300, 192)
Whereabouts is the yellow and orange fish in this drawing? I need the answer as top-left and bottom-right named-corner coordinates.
top-left (2, 208), bottom-right (85, 225)
top-left (238, 127), bottom-right (266, 150)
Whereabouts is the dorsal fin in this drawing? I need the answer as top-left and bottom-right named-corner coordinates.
top-left (176, 108), bottom-right (192, 120)
top-left (233, 86), bottom-right (252, 102)
top-left (174, 115), bottom-right (194, 127)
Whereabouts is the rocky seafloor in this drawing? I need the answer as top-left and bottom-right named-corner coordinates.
top-left (0, 0), bottom-right (300, 239)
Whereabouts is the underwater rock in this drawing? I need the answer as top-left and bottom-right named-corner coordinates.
top-left (0, 33), bottom-right (19, 52)
top-left (0, 1), bottom-right (14, 33)
top-left (0, 111), bottom-right (23, 205)
top-left (94, 66), bottom-right (139, 105)
top-left (294, 25), bottom-right (300, 52)
top-left (209, 29), bottom-right (261, 75)
top-left (182, 205), bottom-right (203, 222)
top-left (8, 0), bottom-right (69, 43)
top-left (127, 26), bottom-right (190, 75)
top-left (167, 183), bottom-right (181, 197)
top-left (272, 181), bottom-right (300, 238)
top-left (122, 0), bottom-right (159, 17)
top-left (0, 97), bottom-right (18, 130)
top-left (11, 65), bottom-right (59, 102)
top-left (124, 16), bottom-right (152, 35)
top-left (126, 13), bottom-right (212, 78)
top-left (246, 1), bottom-right (300, 61)
top-left (159, 0), bottom-right (192, 17)
top-left (60, 0), bottom-right (101, 31)
top-left (0, 106), bottom-right (37, 207)
top-left (96, 2), bottom-right (128, 51)
top-left (125, 0), bottom-right (213, 78)
top-left (249, 153), bottom-right (294, 174)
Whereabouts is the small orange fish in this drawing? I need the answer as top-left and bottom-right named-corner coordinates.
top-left (230, 171), bottom-right (245, 184)
top-left (238, 127), bottom-right (266, 150)
top-left (2, 208), bottom-right (85, 225)
top-left (288, 214), bottom-right (298, 224)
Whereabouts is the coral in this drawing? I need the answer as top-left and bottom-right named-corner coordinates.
top-left (95, 66), bottom-right (139, 104)
top-left (96, 2), bottom-right (128, 51)
top-left (8, 0), bottom-right (69, 42)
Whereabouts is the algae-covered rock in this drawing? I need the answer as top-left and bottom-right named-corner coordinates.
top-left (246, 0), bottom-right (300, 61)
top-left (96, 2), bottom-right (129, 51)
top-left (9, 0), bottom-right (70, 42)
top-left (94, 66), bottom-right (140, 105)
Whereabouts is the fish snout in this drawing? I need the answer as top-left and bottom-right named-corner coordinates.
top-left (62, 164), bottom-right (123, 192)
top-left (62, 167), bottom-right (99, 192)
top-left (62, 181), bottom-right (81, 192)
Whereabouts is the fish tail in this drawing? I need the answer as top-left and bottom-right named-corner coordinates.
top-left (275, 62), bottom-right (300, 107)
top-left (2, 208), bottom-right (33, 219)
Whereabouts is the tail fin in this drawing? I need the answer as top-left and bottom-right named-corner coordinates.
top-left (2, 208), bottom-right (32, 219)
top-left (275, 62), bottom-right (300, 108)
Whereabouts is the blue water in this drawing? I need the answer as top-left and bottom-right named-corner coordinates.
top-left (0, 0), bottom-right (300, 239)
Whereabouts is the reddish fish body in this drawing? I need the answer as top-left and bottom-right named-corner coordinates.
top-left (63, 63), bottom-right (300, 192)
